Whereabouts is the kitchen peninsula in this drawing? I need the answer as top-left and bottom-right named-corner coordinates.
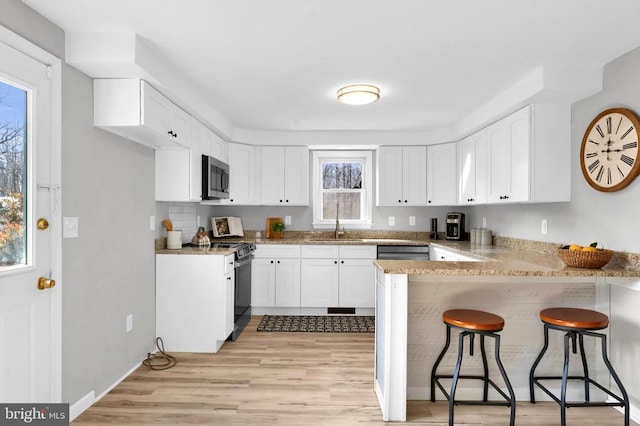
top-left (373, 241), bottom-right (640, 422)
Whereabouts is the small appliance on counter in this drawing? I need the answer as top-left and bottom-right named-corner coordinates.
top-left (445, 212), bottom-right (465, 240)
top-left (430, 218), bottom-right (438, 239)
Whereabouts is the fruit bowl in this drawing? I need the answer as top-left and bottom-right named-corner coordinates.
top-left (557, 247), bottom-right (614, 269)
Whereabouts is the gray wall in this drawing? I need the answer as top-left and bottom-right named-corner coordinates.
top-left (1, 0), bottom-right (157, 405)
top-left (469, 45), bottom-right (640, 254)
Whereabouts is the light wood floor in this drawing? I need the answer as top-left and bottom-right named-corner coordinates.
top-left (73, 316), bottom-right (635, 425)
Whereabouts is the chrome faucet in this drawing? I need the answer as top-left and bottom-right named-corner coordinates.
top-left (335, 201), bottom-right (345, 239)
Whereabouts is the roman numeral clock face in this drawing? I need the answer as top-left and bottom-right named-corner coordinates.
top-left (580, 108), bottom-right (640, 192)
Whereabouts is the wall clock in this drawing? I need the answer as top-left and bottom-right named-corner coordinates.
top-left (580, 107), bottom-right (640, 192)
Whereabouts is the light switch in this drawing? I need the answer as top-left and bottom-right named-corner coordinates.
top-left (63, 217), bottom-right (79, 239)
top-left (150, 216), bottom-right (155, 231)
top-left (389, 216), bottom-right (395, 226)
top-left (541, 219), bottom-right (548, 235)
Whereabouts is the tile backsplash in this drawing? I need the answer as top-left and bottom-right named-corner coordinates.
top-left (168, 204), bottom-right (197, 243)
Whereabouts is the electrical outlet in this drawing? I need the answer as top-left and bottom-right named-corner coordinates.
top-left (409, 216), bottom-right (416, 226)
top-left (285, 216), bottom-right (292, 225)
top-left (126, 314), bottom-right (133, 333)
top-left (541, 219), bottom-right (548, 235)
top-left (63, 217), bottom-right (79, 238)
top-left (150, 216), bottom-right (155, 231)
top-left (389, 216), bottom-right (395, 226)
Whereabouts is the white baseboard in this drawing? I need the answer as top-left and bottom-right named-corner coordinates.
top-left (69, 390), bottom-right (95, 422)
top-left (69, 353), bottom-right (155, 422)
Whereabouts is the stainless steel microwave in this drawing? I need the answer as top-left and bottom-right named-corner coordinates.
top-left (202, 155), bottom-right (230, 200)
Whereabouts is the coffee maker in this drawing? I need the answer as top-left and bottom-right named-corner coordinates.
top-left (445, 212), bottom-right (465, 240)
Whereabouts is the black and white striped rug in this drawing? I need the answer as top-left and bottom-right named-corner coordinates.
top-left (257, 315), bottom-right (375, 333)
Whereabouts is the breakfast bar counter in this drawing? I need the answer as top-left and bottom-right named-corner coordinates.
top-left (373, 242), bottom-right (640, 422)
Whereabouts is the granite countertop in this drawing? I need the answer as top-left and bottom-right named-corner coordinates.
top-left (156, 246), bottom-right (236, 256)
top-left (154, 231), bottom-right (640, 278)
top-left (374, 241), bottom-right (640, 278)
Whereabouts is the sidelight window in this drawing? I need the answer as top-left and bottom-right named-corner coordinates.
top-left (0, 80), bottom-right (27, 268)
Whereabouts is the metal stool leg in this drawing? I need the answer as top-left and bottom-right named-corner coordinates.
top-left (493, 334), bottom-right (516, 426)
top-left (598, 333), bottom-right (630, 426)
top-left (449, 331), bottom-right (467, 426)
top-left (577, 332), bottom-right (590, 401)
top-left (480, 334), bottom-right (489, 402)
top-left (431, 324), bottom-right (452, 402)
top-left (530, 323), bottom-right (551, 403)
top-left (560, 331), bottom-right (573, 426)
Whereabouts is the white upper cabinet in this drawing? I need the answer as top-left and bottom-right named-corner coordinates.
top-left (458, 129), bottom-right (487, 205)
top-left (485, 104), bottom-right (570, 204)
top-left (155, 118), bottom-right (228, 202)
top-left (377, 146), bottom-right (427, 206)
top-left (94, 79), bottom-right (191, 149)
top-left (201, 127), bottom-right (227, 162)
top-left (486, 105), bottom-right (530, 203)
top-left (259, 146), bottom-right (309, 206)
top-left (426, 142), bottom-right (457, 206)
top-left (225, 143), bottom-right (256, 205)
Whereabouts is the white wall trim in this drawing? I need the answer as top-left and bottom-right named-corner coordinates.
top-left (69, 355), bottom-right (154, 422)
top-left (69, 390), bottom-right (95, 422)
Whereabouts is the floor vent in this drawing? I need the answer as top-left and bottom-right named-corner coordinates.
top-left (327, 307), bottom-right (356, 315)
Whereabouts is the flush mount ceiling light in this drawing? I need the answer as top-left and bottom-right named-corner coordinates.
top-left (337, 84), bottom-right (380, 105)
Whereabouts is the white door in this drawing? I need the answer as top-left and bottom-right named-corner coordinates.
top-left (0, 33), bottom-right (61, 403)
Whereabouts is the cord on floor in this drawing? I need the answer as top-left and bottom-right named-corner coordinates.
top-left (142, 337), bottom-right (177, 370)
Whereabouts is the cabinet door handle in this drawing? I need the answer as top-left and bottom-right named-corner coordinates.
top-left (334, 261), bottom-right (338, 264)
top-left (227, 276), bottom-right (232, 280)
top-left (280, 199), bottom-right (283, 203)
top-left (286, 200), bottom-right (289, 203)
top-left (277, 260), bottom-right (280, 264)
top-left (428, 200), bottom-right (432, 203)
top-left (270, 260), bottom-right (274, 264)
top-left (341, 260), bottom-right (344, 264)
top-left (404, 200), bottom-right (408, 203)
top-left (398, 199), bottom-right (402, 203)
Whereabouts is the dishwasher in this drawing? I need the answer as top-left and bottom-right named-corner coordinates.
top-left (377, 245), bottom-right (430, 260)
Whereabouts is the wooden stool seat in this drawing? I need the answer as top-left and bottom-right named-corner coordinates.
top-left (540, 307), bottom-right (609, 330)
top-left (530, 307), bottom-right (629, 426)
top-left (443, 309), bottom-right (505, 332)
top-left (432, 309), bottom-right (515, 426)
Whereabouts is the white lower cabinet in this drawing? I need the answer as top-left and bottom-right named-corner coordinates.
top-left (252, 245), bottom-right (301, 308)
top-left (338, 258), bottom-right (376, 308)
top-left (155, 253), bottom-right (235, 353)
top-left (300, 245), bottom-right (376, 308)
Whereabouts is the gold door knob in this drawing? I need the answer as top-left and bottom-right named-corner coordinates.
top-left (37, 218), bottom-right (49, 230)
top-left (38, 277), bottom-right (56, 290)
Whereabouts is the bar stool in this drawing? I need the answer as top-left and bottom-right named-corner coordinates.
top-left (431, 309), bottom-right (516, 426)
top-left (529, 307), bottom-right (629, 426)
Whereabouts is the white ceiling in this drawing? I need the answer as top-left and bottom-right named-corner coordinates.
top-left (22, 0), bottom-right (640, 138)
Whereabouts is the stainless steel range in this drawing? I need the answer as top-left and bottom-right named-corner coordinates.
top-left (210, 241), bottom-right (255, 341)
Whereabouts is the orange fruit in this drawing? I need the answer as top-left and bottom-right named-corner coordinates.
top-left (569, 244), bottom-right (582, 251)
